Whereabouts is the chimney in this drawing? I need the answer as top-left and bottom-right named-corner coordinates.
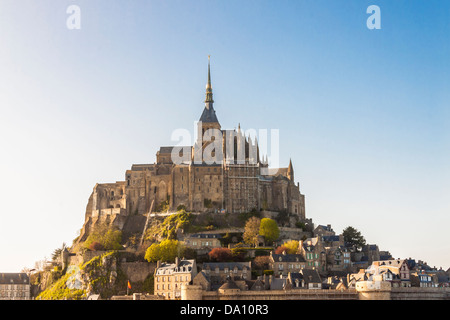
top-left (175, 257), bottom-right (180, 268)
top-left (157, 261), bottom-right (161, 269)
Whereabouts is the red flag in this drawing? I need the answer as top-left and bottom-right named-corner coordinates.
top-left (127, 281), bottom-right (132, 289)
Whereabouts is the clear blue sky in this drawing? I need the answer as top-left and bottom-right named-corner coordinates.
top-left (0, 0), bottom-right (449, 272)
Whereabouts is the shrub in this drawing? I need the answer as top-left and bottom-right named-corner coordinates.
top-left (89, 241), bottom-right (104, 251)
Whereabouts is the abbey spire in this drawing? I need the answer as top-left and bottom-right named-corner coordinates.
top-left (205, 55), bottom-right (214, 105)
top-left (287, 158), bottom-right (294, 182)
top-left (199, 55), bottom-right (220, 125)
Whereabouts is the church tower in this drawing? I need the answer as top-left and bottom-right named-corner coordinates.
top-left (287, 158), bottom-right (294, 182)
top-left (198, 56), bottom-right (221, 135)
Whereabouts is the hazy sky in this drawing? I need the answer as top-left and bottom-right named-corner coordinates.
top-left (0, 0), bottom-right (449, 272)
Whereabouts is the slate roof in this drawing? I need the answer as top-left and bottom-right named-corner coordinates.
top-left (317, 225), bottom-right (332, 232)
top-left (156, 260), bottom-right (195, 275)
top-left (0, 273), bottom-right (29, 285)
top-left (270, 277), bottom-right (288, 290)
top-left (301, 269), bottom-right (322, 284)
top-left (203, 262), bottom-right (250, 271)
top-left (219, 279), bottom-right (240, 290)
top-left (199, 106), bottom-right (219, 123)
top-left (271, 253), bottom-right (305, 263)
top-left (322, 235), bottom-right (340, 242)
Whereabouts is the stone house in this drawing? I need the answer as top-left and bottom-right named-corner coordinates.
top-left (410, 272), bottom-right (437, 288)
top-left (325, 245), bottom-right (352, 272)
top-left (184, 233), bottom-right (222, 253)
top-left (269, 251), bottom-right (306, 276)
top-left (313, 225), bottom-right (335, 238)
top-left (0, 273), bottom-right (30, 300)
top-left (362, 244), bottom-right (380, 264)
top-left (298, 237), bottom-right (326, 272)
top-left (192, 271), bottom-right (211, 291)
top-left (201, 262), bottom-right (251, 283)
top-left (154, 258), bottom-right (197, 299)
top-left (367, 259), bottom-right (411, 287)
top-left (285, 270), bottom-right (322, 289)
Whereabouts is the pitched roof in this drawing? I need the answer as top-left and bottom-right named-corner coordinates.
top-left (301, 269), bottom-right (322, 284)
top-left (271, 252), bottom-right (305, 263)
top-left (270, 277), bottom-right (288, 290)
top-left (322, 235), bottom-right (340, 242)
top-left (203, 262), bottom-right (251, 271)
top-left (199, 106), bottom-right (219, 123)
top-left (0, 273), bottom-right (30, 285)
top-left (156, 260), bottom-right (195, 275)
top-left (219, 279), bottom-right (240, 291)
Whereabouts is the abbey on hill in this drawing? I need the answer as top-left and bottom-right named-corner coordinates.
top-left (77, 58), bottom-right (305, 242)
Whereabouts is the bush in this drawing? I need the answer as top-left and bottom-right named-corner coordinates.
top-left (295, 221), bottom-right (306, 230)
top-left (89, 241), bottom-right (104, 251)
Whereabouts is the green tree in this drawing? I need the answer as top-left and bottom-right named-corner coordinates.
top-left (144, 239), bottom-right (186, 263)
top-left (259, 218), bottom-right (279, 244)
top-left (343, 226), bottom-right (366, 251)
top-left (51, 243), bottom-right (67, 261)
top-left (243, 217), bottom-right (261, 246)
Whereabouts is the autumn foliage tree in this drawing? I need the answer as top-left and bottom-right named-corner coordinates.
top-left (208, 247), bottom-right (233, 262)
top-left (243, 217), bottom-right (261, 246)
top-left (275, 240), bottom-right (299, 254)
